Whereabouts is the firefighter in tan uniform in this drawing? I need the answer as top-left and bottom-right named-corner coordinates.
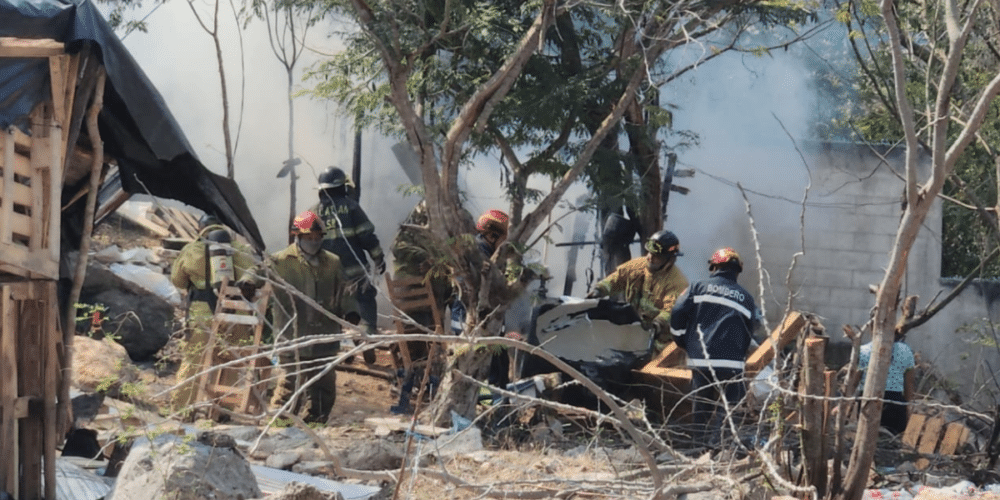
top-left (587, 229), bottom-right (689, 354)
top-left (240, 211), bottom-right (355, 423)
top-left (169, 215), bottom-right (255, 415)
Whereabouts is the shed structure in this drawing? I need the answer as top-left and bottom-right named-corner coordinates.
top-left (0, 1), bottom-right (265, 498)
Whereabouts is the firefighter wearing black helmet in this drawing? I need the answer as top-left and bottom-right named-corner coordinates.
top-left (309, 167), bottom-right (386, 364)
top-left (670, 247), bottom-right (760, 446)
top-left (170, 221), bottom-right (254, 417)
top-left (586, 229), bottom-right (689, 354)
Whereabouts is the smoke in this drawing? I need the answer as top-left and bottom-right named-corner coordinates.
top-left (117, 3), bottom-right (842, 309)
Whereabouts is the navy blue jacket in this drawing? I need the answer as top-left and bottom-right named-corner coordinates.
top-left (670, 269), bottom-right (758, 370)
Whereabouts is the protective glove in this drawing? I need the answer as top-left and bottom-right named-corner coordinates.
top-left (374, 258), bottom-right (386, 275)
top-left (237, 280), bottom-right (258, 301)
top-left (585, 287), bottom-right (604, 299)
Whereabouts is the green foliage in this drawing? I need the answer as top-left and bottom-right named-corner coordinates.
top-left (833, 0), bottom-right (1000, 278)
top-left (302, 0), bottom-right (817, 226)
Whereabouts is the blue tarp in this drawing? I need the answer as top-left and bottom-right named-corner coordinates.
top-left (0, 0), bottom-right (263, 249)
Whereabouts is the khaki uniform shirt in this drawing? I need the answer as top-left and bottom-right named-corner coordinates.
top-left (246, 244), bottom-right (355, 359)
top-left (171, 225), bottom-right (255, 302)
top-left (595, 256), bottom-right (689, 328)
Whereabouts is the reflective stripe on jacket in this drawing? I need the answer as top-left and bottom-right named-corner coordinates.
top-left (310, 197), bottom-right (384, 280)
top-left (670, 269), bottom-right (757, 369)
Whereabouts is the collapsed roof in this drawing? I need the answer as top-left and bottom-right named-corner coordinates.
top-left (0, 0), bottom-right (264, 250)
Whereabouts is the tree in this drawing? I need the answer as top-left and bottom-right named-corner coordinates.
top-left (832, 0), bottom-right (1000, 497)
top-left (306, 0), bottom-right (816, 427)
top-left (245, 0), bottom-right (319, 237)
top-left (187, 0), bottom-right (245, 179)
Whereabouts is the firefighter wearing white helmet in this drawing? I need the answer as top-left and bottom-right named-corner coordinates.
top-left (670, 247), bottom-right (760, 447)
top-left (586, 229), bottom-right (689, 354)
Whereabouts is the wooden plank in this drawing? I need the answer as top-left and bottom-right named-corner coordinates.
top-left (45, 116), bottom-right (62, 261)
top-left (18, 290), bottom-right (44, 500)
top-left (938, 422), bottom-right (968, 455)
top-left (639, 341), bottom-right (686, 373)
top-left (60, 54), bottom-right (80, 137)
top-left (902, 413), bottom-right (927, 449)
top-left (48, 56), bottom-right (67, 126)
top-left (0, 285), bottom-right (17, 496)
top-left (0, 38), bottom-right (64, 57)
top-left (30, 107), bottom-right (49, 253)
top-left (800, 337), bottom-right (828, 498)
top-left (0, 243), bottom-right (58, 280)
top-left (1, 147), bottom-right (33, 178)
top-left (746, 311), bottom-right (806, 377)
top-left (2, 128), bottom-right (15, 245)
top-left (43, 281), bottom-right (57, 500)
top-left (915, 417), bottom-right (944, 470)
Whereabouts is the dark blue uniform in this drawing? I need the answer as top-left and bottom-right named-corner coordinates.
top-left (670, 268), bottom-right (758, 444)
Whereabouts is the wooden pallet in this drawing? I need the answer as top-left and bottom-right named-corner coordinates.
top-left (902, 414), bottom-right (970, 469)
top-left (632, 311), bottom-right (807, 418)
top-left (0, 280), bottom-right (60, 500)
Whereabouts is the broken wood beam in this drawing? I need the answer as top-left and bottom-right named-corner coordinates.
top-left (746, 311), bottom-right (807, 377)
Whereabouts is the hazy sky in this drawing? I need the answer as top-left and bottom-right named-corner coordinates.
top-left (116, 2), bottom-right (829, 296)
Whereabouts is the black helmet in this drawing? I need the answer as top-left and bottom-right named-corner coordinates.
top-left (205, 229), bottom-right (232, 244)
top-left (644, 230), bottom-right (682, 256)
top-left (318, 167), bottom-right (347, 189)
top-left (198, 213), bottom-right (222, 230)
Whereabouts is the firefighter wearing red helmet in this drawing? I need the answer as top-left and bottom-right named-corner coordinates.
top-left (670, 247), bottom-right (760, 447)
top-left (239, 210), bottom-right (356, 423)
top-left (476, 209), bottom-right (510, 256)
top-left (586, 229), bottom-right (689, 354)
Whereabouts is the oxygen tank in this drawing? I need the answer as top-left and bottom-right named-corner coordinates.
top-left (205, 229), bottom-right (235, 288)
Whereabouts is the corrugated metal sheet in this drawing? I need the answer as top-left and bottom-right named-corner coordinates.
top-left (53, 458), bottom-right (381, 500)
top-left (251, 465), bottom-right (382, 500)
top-left (54, 459), bottom-right (113, 500)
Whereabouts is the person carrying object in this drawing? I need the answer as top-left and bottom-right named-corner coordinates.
top-left (169, 219), bottom-right (254, 416)
top-left (670, 247), bottom-right (760, 446)
top-left (586, 229), bottom-right (689, 355)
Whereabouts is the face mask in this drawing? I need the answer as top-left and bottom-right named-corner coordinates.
top-left (298, 238), bottom-right (323, 256)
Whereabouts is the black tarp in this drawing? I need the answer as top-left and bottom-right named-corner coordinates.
top-left (0, 0), bottom-right (264, 250)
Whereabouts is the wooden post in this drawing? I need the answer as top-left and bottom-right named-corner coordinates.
top-left (16, 283), bottom-right (43, 500)
top-left (0, 285), bottom-right (17, 498)
top-left (43, 281), bottom-right (58, 500)
top-left (64, 68), bottom-right (106, 428)
top-left (800, 337), bottom-right (828, 498)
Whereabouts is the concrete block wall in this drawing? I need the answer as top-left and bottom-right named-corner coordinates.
top-left (743, 141), bottom-right (1000, 402)
top-left (750, 142), bottom-right (927, 336)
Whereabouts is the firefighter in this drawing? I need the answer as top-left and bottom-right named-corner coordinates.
top-left (586, 229), bottom-right (689, 354)
top-left (169, 221), bottom-right (254, 416)
top-left (670, 247), bottom-right (759, 445)
top-left (476, 209), bottom-right (509, 257)
top-left (240, 210), bottom-right (355, 423)
top-left (310, 166), bottom-right (385, 364)
top-left (391, 200), bottom-right (453, 322)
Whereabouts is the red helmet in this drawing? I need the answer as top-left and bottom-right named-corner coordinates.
top-left (291, 211), bottom-right (324, 235)
top-left (708, 247), bottom-right (743, 272)
top-left (476, 209), bottom-right (509, 236)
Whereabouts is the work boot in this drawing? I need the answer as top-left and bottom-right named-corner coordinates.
top-left (363, 345), bottom-right (377, 364)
